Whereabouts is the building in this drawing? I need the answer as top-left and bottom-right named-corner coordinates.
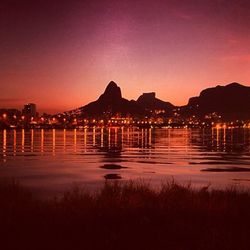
top-left (22, 103), bottom-right (37, 117)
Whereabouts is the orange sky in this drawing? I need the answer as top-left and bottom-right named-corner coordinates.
top-left (1, 0), bottom-right (250, 113)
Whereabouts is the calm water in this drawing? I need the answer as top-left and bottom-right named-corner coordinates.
top-left (1, 127), bottom-right (250, 194)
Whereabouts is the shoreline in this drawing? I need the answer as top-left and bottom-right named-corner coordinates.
top-left (1, 180), bottom-right (250, 250)
top-left (0, 124), bottom-right (249, 130)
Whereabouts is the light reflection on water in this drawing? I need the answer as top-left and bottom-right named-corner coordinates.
top-left (1, 127), bottom-right (250, 193)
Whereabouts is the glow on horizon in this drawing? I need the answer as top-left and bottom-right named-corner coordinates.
top-left (1, 0), bottom-right (250, 113)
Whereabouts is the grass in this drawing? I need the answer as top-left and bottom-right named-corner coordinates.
top-left (0, 180), bottom-right (250, 250)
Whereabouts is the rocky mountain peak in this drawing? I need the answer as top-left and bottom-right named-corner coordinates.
top-left (101, 81), bottom-right (122, 100)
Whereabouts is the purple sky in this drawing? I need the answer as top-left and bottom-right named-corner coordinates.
top-left (1, 0), bottom-right (250, 113)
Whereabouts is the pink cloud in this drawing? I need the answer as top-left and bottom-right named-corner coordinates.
top-left (219, 54), bottom-right (250, 62)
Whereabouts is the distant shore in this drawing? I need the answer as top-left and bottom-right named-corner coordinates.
top-left (0, 123), bottom-right (249, 130)
top-left (0, 180), bottom-right (250, 250)
top-left (0, 123), bottom-right (206, 130)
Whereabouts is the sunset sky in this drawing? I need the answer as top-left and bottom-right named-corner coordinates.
top-left (1, 0), bottom-right (250, 113)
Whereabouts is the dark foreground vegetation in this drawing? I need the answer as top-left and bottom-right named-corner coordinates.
top-left (1, 181), bottom-right (250, 250)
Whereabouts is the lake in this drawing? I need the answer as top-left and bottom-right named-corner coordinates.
top-left (1, 127), bottom-right (250, 195)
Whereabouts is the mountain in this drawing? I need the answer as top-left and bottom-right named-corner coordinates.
top-left (80, 81), bottom-right (145, 117)
top-left (182, 82), bottom-right (250, 120)
top-left (137, 92), bottom-right (174, 115)
top-left (66, 81), bottom-right (250, 121)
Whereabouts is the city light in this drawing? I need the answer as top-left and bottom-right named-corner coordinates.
top-left (1, 101), bottom-right (250, 130)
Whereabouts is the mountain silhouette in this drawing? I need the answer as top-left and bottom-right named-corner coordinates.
top-left (183, 82), bottom-right (250, 119)
top-left (80, 81), bottom-right (145, 117)
top-left (68, 81), bottom-right (250, 121)
top-left (137, 92), bottom-right (174, 114)
top-left (99, 81), bottom-right (122, 101)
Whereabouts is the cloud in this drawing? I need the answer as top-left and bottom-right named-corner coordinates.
top-left (172, 10), bottom-right (194, 21)
top-left (220, 54), bottom-right (250, 62)
top-left (227, 39), bottom-right (240, 45)
top-left (0, 98), bottom-right (24, 104)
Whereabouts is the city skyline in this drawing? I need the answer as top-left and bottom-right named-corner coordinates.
top-left (1, 0), bottom-right (250, 113)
